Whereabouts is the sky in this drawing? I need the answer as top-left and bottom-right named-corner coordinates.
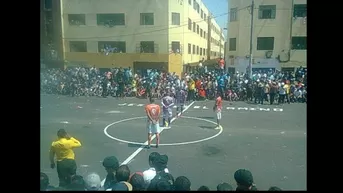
top-left (202, 0), bottom-right (229, 39)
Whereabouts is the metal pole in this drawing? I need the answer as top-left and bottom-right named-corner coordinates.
top-left (289, 0), bottom-right (294, 70)
top-left (248, 0), bottom-right (254, 79)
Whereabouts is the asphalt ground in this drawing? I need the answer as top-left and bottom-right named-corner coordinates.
top-left (40, 94), bottom-right (306, 190)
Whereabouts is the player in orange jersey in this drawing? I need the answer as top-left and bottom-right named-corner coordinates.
top-left (145, 98), bottom-right (161, 149)
top-left (213, 92), bottom-right (223, 128)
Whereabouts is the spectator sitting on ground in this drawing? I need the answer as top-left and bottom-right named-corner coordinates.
top-left (197, 185), bottom-right (210, 191)
top-left (85, 172), bottom-right (101, 190)
top-left (174, 176), bottom-right (191, 191)
top-left (268, 186), bottom-right (282, 191)
top-left (102, 156), bottom-right (120, 190)
top-left (66, 175), bottom-right (86, 190)
top-left (143, 152), bottom-right (169, 185)
top-left (217, 182), bottom-right (234, 191)
top-left (234, 169), bottom-right (257, 191)
top-left (129, 172), bottom-right (146, 191)
top-left (40, 172), bottom-right (55, 191)
top-left (147, 154), bottom-right (174, 191)
top-left (109, 165), bottom-right (132, 191)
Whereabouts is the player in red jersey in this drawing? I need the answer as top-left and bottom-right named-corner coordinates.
top-left (145, 98), bottom-right (161, 149)
top-left (213, 92), bottom-right (223, 128)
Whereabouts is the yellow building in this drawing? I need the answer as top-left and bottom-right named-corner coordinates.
top-left (40, 0), bottom-right (225, 76)
top-left (226, 0), bottom-right (306, 73)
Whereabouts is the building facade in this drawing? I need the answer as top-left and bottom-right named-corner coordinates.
top-left (226, 0), bottom-right (307, 73)
top-left (40, 0), bottom-right (225, 76)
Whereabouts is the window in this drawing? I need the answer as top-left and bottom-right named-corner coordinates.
top-left (188, 43), bottom-right (191, 54)
top-left (98, 41), bottom-right (126, 53)
top-left (294, 4), bottom-right (307, 17)
top-left (230, 8), bottom-right (237, 21)
top-left (68, 14), bottom-right (86, 25)
top-left (193, 0), bottom-right (197, 10)
top-left (196, 46), bottom-right (199, 54)
top-left (258, 5), bottom-right (276, 19)
top-left (204, 48), bottom-right (206, 55)
top-left (97, 14), bottom-right (125, 26)
top-left (192, 45), bottom-right (195, 54)
top-left (200, 29), bottom-right (203, 37)
top-left (69, 41), bottom-right (87, 52)
top-left (171, 13), bottom-right (180, 25)
top-left (229, 38), bottom-right (236, 51)
top-left (292, 37), bottom-right (306, 50)
top-left (200, 48), bottom-right (202, 55)
top-left (201, 9), bottom-right (203, 18)
top-left (204, 31), bottom-right (206, 39)
top-left (171, 41), bottom-right (181, 53)
top-left (196, 25), bottom-right (199, 34)
top-left (188, 18), bottom-right (192, 30)
top-left (193, 22), bottom-right (196, 32)
top-left (257, 37), bottom-right (274, 50)
top-left (44, 0), bottom-right (52, 9)
top-left (204, 14), bottom-right (207, 21)
top-left (188, 0), bottom-right (191, 5)
top-left (140, 41), bottom-right (155, 53)
top-left (140, 13), bottom-right (154, 25)
top-left (196, 3), bottom-right (200, 13)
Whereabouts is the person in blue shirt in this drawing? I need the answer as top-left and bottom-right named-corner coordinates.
top-left (216, 72), bottom-right (227, 98)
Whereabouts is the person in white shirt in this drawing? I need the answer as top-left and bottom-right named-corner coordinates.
top-left (143, 152), bottom-right (169, 186)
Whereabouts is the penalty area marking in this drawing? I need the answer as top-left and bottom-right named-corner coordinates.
top-left (103, 116), bottom-right (223, 146)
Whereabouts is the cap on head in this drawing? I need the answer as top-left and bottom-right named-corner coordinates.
top-left (85, 173), bottom-right (101, 190)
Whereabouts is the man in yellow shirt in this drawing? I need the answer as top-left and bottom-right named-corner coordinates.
top-left (187, 78), bottom-right (195, 102)
top-left (49, 129), bottom-right (82, 187)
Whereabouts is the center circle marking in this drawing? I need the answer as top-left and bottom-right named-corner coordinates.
top-left (104, 116), bottom-right (223, 146)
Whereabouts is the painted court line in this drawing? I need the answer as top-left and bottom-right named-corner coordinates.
top-left (121, 101), bottom-right (195, 165)
top-left (101, 101), bottom-right (195, 187)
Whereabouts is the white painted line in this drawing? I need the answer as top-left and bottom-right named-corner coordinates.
top-left (173, 106), bottom-right (177, 108)
top-left (203, 106), bottom-right (208, 109)
top-left (227, 107), bottom-right (235, 110)
top-left (127, 104), bottom-right (134, 106)
top-left (60, 121), bottom-right (69, 124)
top-left (120, 101), bottom-right (194, 165)
top-left (101, 101), bottom-right (195, 187)
top-left (118, 103), bottom-right (127, 106)
top-left (194, 106), bottom-right (200, 109)
top-left (106, 111), bottom-right (122, 114)
top-left (137, 104), bottom-right (144, 107)
top-left (104, 116), bottom-right (222, 146)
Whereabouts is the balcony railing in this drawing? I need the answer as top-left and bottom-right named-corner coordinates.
top-left (136, 43), bottom-right (159, 53)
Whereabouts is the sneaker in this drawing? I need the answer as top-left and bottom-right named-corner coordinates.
top-left (146, 145), bottom-right (150, 149)
top-left (155, 144), bottom-right (159, 148)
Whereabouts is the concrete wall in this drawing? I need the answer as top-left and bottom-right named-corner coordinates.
top-left (227, 0), bottom-right (306, 68)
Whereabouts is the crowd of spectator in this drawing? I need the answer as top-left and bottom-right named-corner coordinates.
top-left (41, 152), bottom-right (283, 191)
top-left (40, 65), bottom-right (307, 105)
